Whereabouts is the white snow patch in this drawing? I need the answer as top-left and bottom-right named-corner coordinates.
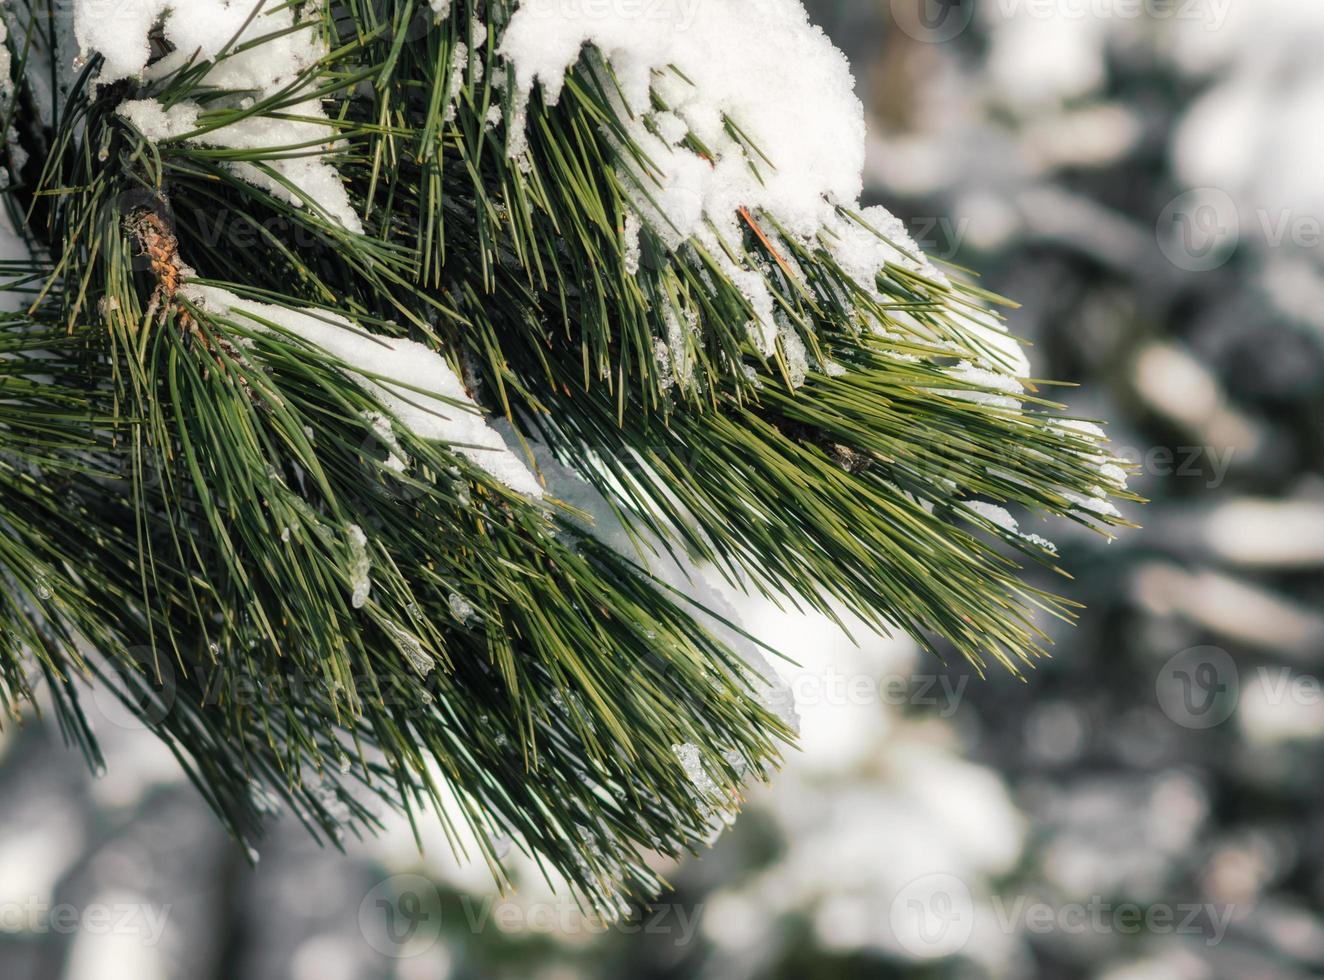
top-left (672, 741), bottom-right (740, 839)
top-left (777, 315), bottom-right (808, 389)
top-left (0, 19), bottom-right (25, 184)
top-left (500, 0), bottom-right (885, 344)
top-left (364, 411), bottom-right (409, 474)
top-left (1058, 418), bottom-right (1130, 493)
top-left (954, 309), bottom-right (1031, 378)
top-left (938, 362), bottom-right (1024, 410)
top-left (963, 501), bottom-right (1018, 534)
top-left (501, 0), bottom-right (864, 238)
top-left (347, 524), bottom-right (371, 609)
top-left (447, 591), bottom-right (477, 625)
top-left (182, 283), bottom-right (543, 497)
top-left (828, 206), bottom-right (948, 293)
top-left (116, 99), bottom-right (199, 141)
top-left (622, 211), bottom-right (642, 276)
top-left (964, 500), bottom-right (1059, 554)
top-left (94, 2), bottom-right (363, 233)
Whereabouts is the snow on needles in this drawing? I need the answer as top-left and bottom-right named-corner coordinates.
top-left (86, 0), bottom-right (363, 233)
top-left (182, 283), bottom-right (543, 498)
top-left (499, 0), bottom-right (1022, 372)
top-left (89, 0), bottom-right (1030, 381)
top-left (501, 0), bottom-right (865, 241)
top-left (503, 0), bottom-right (878, 355)
top-left (82, 1), bottom-right (1055, 500)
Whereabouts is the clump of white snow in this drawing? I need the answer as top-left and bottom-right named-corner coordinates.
top-left (181, 282), bottom-right (543, 498)
top-left (776, 314), bottom-right (808, 388)
top-left (963, 499), bottom-right (1059, 555)
top-left (93, 0), bottom-right (1032, 386)
top-left (116, 99), bottom-right (199, 142)
top-left (499, 0), bottom-right (1023, 378)
top-left (953, 309), bottom-right (1031, 378)
top-left (673, 741), bottom-right (740, 839)
top-left (500, 0), bottom-right (871, 355)
top-left (1055, 418), bottom-right (1129, 521)
top-left (447, 591), bottom-right (477, 625)
top-left (364, 411), bottom-right (409, 474)
top-left (347, 523), bottom-right (372, 609)
top-left (963, 500), bottom-right (1019, 534)
top-left (621, 211), bottom-right (642, 276)
top-left (827, 206), bottom-right (949, 295)
top-left (501, 0), bottom-right (864, 239)
top-left (0, 19), bottom-right (26, 184)
top-left (93, 1), bottom-right (363, 233)
top-left (938, 361), bottom-right (1025, 410)
top-left (1058, 418), bottom-right (1130, 491)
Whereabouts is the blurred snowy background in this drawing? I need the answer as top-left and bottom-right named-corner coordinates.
top-left (5, 1), bottom-right (1324, 977)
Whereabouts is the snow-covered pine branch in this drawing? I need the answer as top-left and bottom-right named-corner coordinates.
top-left (0, 0), bottom-right (1132, 909)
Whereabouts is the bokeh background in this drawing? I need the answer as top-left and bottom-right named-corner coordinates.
top-left (5, 1), bottom-right (1324, 977)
